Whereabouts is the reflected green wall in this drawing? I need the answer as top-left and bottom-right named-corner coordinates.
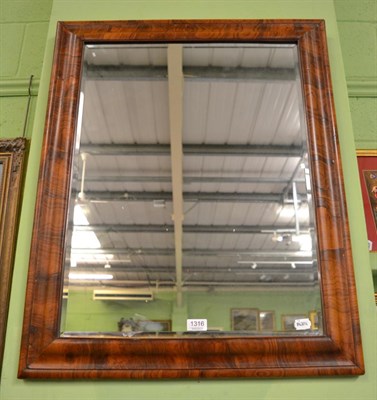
top-left (63, 289), bottom-right (322, 333)
top-left (63, 289), bottom-right (175, 332)
top-left (1, 0), bottom-right (376, 399)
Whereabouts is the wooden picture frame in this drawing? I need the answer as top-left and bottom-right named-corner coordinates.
top-left (356, 150), bottom-right (377, 252)
top-left (0, 138), bottom-right (27, 372)
top-left (231, 308), bottom-right (259, 331)
top-left (18, 20), bottom-right (364, 379)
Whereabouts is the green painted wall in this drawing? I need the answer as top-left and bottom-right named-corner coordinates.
top-left (335, 0), bottom-right (377, 147)
top-left (63, 288), bottom-right (322, 333)
top-left (1, 0), bottom-right (376, 399)
top-left (0, 0), bottom-right (51, 139)
top-left (334, 0), bottom-right (377, 279)
top-left (63, 289), bottom-right (175, 332)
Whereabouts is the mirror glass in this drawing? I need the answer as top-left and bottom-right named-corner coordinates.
top-left (61, 43), bottom-right (323, 336)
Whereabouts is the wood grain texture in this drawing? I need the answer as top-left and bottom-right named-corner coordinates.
top-left (18, 20), bottom-right (364, 379)
top-left (0, 137), bottom-right (27, 374)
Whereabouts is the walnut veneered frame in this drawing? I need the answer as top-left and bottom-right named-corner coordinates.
top-left (18, 20), bottom-right (364, 379)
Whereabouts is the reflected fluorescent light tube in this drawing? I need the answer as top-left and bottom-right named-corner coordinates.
top-left (68, 273), bottom-right (113, 280)
top-left (237, 260), bottom-right (313, 265)
top-left (153, 199), bottom-right (166, 208)
top-left (75, 92), bottom-right (85, 150)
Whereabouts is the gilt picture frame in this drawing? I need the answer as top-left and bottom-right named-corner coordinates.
top-left (0, 138), bottom-right (27, 372)
top-left (356, 150), bottom-right (377, 252)
top-left (309, 310), bottom-right (322, 331)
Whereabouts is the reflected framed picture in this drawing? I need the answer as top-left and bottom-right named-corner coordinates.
top-left (309, 310), bottom-right (322, 331)
top-left (117, 318), bottom-right (171, 333)
top-left (281, 314), bottom-right (307, 332)
top-left (357, 150), bottom-right (377, 252)
top-left (259, 311), bottom-right (276, 332)
top-left (0, 138), bottom-right (27, 372)
top-left (231, 308), bottom-right (259, 331)
top-left (153, 320), bottom-right (172, 332)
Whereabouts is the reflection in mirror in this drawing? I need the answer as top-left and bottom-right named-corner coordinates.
top-left (0, 163), bottom-right (3, 192)
top-left (61, 43), bottom-right (323, 337)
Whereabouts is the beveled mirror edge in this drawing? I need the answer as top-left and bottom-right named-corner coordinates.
top-left (18, 19), bottom-right (364, 379)
top-left (0, 137), bottom-right (28, 374)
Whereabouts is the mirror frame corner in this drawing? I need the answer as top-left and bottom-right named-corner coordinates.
top-left (18, 19), bottom-right (364, 379)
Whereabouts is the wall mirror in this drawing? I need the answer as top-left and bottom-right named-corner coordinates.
top-left (0, 138), bottom-right (27, 373)
top-left (19, 20), bottom-right (364, 378)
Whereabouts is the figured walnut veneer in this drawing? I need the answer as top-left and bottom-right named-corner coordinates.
top-left (18, 20), bottom-right (364, 379)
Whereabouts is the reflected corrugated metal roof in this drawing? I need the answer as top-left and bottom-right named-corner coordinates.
top-left (66, 43), bottom-right (316, 288)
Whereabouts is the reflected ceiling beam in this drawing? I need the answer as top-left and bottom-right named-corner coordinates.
top-left (65, 279), bottom-right (319, 289)
top-left (72, 223), bottom-right (310, 234)
top-left (167, 44), bottom-right (184, 306)
top-left (73, 190), bottom-right (292, 203)
top-left (68, 265), bottom-right (315, 273)
top-left (79, 143), bottom-right (303, 157)
top-left (85, 64), bottom-right (297, 82)
top-left (70, 247), bottom-right (313, 259)
top-left (76, 174), bottom-right (305, 185)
